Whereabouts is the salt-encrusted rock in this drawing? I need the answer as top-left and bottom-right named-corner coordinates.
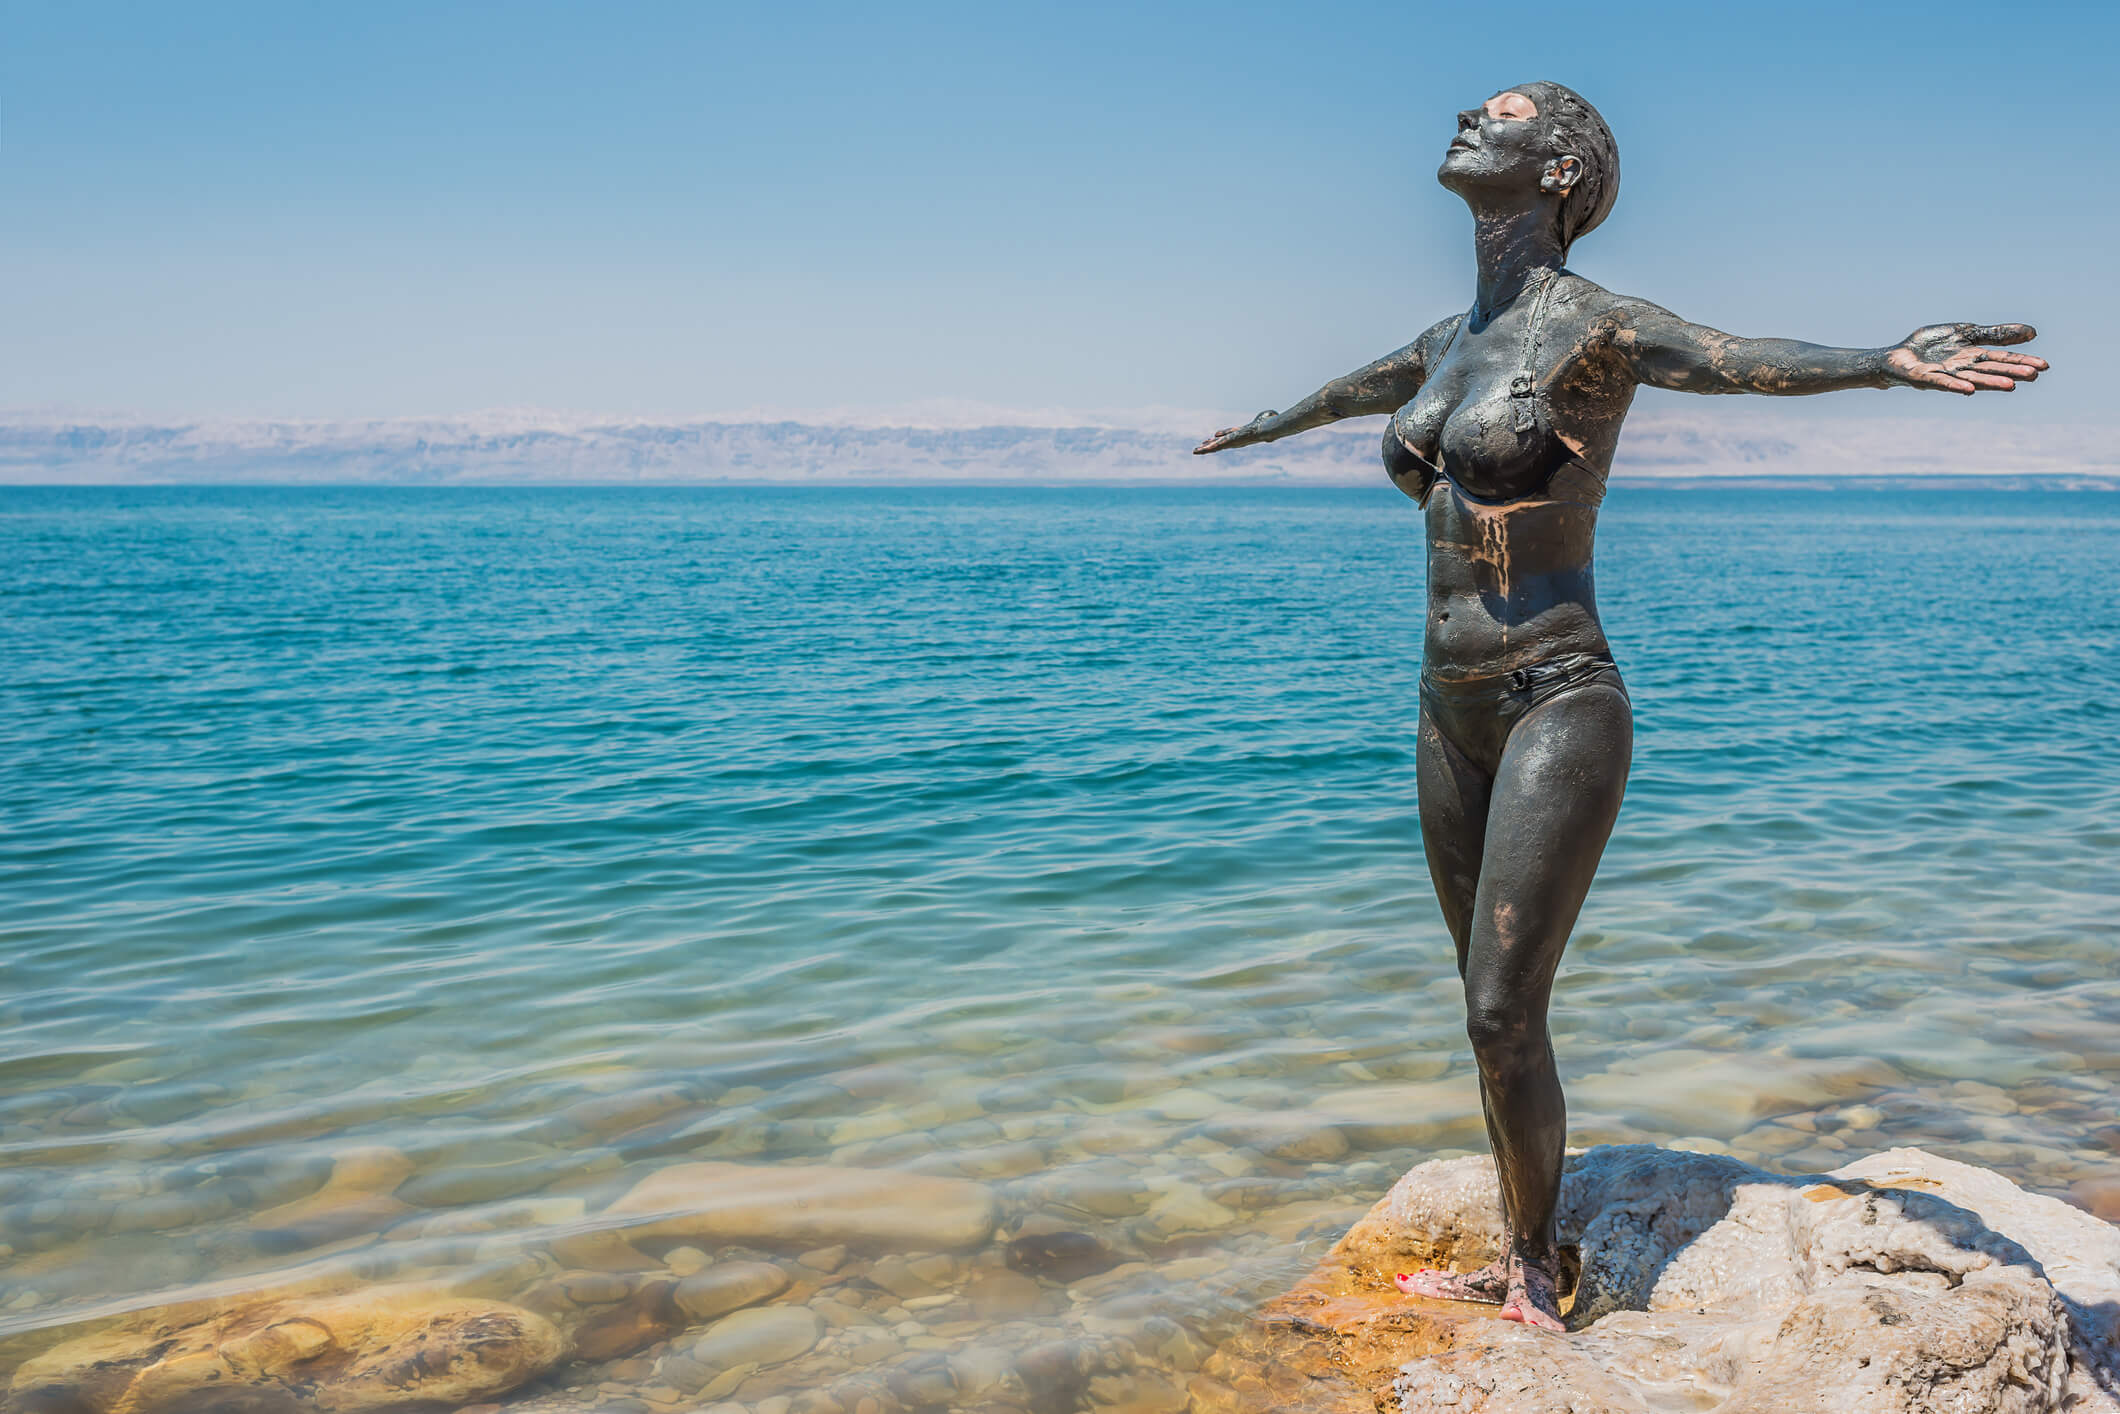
top-left (1197, 1144), bottom-right (2120, 1414)
top-left (7, 1286), bottom-right (565, 1413)
top-left (605, 1160), bottom-right (998, 1252)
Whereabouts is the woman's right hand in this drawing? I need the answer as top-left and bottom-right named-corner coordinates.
top-left (1193, 410), bottom-right (1280, 454)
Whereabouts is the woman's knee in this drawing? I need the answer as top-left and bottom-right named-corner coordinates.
top-left (1463, 993), bottom-right (1546, 1074)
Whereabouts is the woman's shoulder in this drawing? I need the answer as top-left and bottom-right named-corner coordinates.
top-left (1416, 310), bottom-right (1469, 359)
top-left (1552, 271), bottom-right (1631, 316)
top-left (1550, 274), bottom-right (1666, 346)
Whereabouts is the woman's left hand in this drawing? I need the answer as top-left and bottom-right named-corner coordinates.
top-left (1884, 324), bottom-right (2047, 395)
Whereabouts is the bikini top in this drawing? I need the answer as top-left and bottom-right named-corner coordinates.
top-left (1384, 269), bottom-right (1603, 508)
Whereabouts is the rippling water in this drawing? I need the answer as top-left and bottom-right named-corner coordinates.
top-left (3, 485), bottom-right (2117, 1409)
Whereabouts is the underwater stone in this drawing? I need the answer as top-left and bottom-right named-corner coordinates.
top-left (673, 1261), bottom-right (791, 1323)
top-left (7, 1286), bottom-right (565, 1413)
top-left (606, 1161), bottom-right (998, 1253)
top-left (690, 1304), bottom-right (824, 1370)
top-left (1005, 1229), bottom-right (1118, 1283)
top-left (963, 1269), bottom-right (1043, 1320)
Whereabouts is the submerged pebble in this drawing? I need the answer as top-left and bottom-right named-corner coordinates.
top-left (691, 1306), bottom-right (824, 1370)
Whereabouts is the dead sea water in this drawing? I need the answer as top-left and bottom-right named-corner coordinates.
top-left (2, 484), bottom-right (2117, 1410)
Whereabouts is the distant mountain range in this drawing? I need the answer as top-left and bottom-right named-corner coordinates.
top-left (3, 407), bottom-right (2113, 486)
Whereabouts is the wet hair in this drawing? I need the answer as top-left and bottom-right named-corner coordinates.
top-left (1513, 81), bottom-right (1619, 256)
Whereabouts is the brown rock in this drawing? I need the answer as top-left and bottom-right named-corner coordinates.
top-left (395, 1143), bottom-right (566, 1208)
top-left (691, 1306), bottom-right (823, 1369)
top-left (561, 1270), bottom-right (636, 1306)
top-left (247, 1146), bottom-right (417, 1254)
top-left (665, 1244), bottom-right (712, 1275)
top-left (964, 1270), bottom-right (1042, 1320)
top-left (886, 1352), bottom-right (955, 1406)
top-left (797, 1244), bottom-right (847, 1273)
top-left (698, 1361), bottom-right (760, 1399)
top-left (1140, 1184), bottom-right (1236, 1236)
top-left (1006, 1230), bottom-right (1118, 1283)
top-left (1138, 1315), bottom-right (1211, 1372)
top-left (548, 1226), bottom-right (661, 1271)
top-left (1014, 1340), bottom-right (1093, 1414)
top-left (865, 1254), bottom-right (939, 1299)
top-left (810, 1296), bottom-right (880, 1329)
top-left (1035, 1166), bottom-right (1152, 1219)
top-left (326, 1147), bottom-right (418, 1193)
top-left (674, 1261), bottom-right (791, 1323)
top-left (1086, 1371), bottom-right (1190, 1413)
top-left (1570, 1051), bottom-right (1902, 1136)
top-left (606, 1161), bottom-right (997, 1253)
top-left (538, 1084), bottom-right (696, 1142)
top-left (8, 1286), bottom-right (564, 1413)
top-left (844, 1333), bottom-right (899, 1365)
top-left (1198, 1117), bottom-right (1351, 1164)
top-left (571, 1277), bottom-right (681, 1362)
top-left (2071, 1176), bottom-right (2120, 1223)
top-left (907, 1253), bottom-right (960, 1286)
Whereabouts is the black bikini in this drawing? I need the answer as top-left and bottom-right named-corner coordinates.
top-left (1383, 269), bottom-right (1610, 510)
top-left (1417, 651), bottom-right (1625, 775)
top-left (1385, 270), bottom-right (1625, 770)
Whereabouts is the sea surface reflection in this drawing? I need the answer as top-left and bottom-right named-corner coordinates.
top-left (2, 485), bottom-right (2116, 1411)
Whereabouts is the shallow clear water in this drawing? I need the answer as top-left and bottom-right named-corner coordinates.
top-left (2, 485), bottom-right (2117, 1409)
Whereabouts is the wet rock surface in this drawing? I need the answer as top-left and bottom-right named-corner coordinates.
top-left (7, 1286), bottom-right (566, 1413)
top-left (17, 1067), bottom-right (2119, 1414)
top-left (0, 1147), bottom-right (1306, 1414)
top-left (1203, 1144), bottom-right (2120, 1414)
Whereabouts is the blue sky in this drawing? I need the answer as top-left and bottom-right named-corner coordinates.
top-left (4, 1), bottom-right (2110, 424)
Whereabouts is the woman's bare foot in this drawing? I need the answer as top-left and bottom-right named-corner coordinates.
top-left (1393, 1258), bottom-right (1508, 1303)
top-left (1496, 1251), bottom-right (1565, 1332)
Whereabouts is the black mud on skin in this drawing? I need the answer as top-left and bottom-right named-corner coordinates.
top-left (1192, 80), bottom-right (2046, 1333)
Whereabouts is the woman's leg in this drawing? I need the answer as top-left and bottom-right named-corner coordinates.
top-left (1416, 702), bottom-right (1492, 971)
top-left (1462, 681), bottom-right (1631, 1329)
top-left (1402, 704), bottom-right (1514, 1302)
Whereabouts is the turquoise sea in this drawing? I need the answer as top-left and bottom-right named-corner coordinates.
top-left (3, 485), bottom-right (2118, 1409)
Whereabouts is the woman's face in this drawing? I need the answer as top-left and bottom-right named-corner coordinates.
top-left (1437, 90), bottom-right (1552, 195)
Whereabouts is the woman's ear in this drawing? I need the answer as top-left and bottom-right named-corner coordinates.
top-left (1541, 154), bottom-right (1583, 196)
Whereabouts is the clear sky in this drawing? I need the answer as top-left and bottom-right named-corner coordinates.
top-left (5, 0), bottom-right (2110, 424)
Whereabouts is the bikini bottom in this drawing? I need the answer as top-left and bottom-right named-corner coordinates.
top-left (1418, 650), bottom-right (1627, 776)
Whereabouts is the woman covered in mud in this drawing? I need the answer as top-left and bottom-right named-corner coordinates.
top-left (1193, 81), bottom-right (2045, 1330)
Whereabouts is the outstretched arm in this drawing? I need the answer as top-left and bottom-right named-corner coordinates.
top-left (1609, 300), bottom-right (2046, 397)
top-left (1194, 318), bottom-right (1457, 454)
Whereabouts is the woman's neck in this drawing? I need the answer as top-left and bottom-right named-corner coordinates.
top-left (1469, 199), bottom-right (1566, 321)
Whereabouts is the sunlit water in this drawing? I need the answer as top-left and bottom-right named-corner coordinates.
top-left (3, 485), bottom-right (2117, 1410)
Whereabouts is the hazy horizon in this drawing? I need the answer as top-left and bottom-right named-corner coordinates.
top-left (6, 402), bottom-right (2115, 486)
